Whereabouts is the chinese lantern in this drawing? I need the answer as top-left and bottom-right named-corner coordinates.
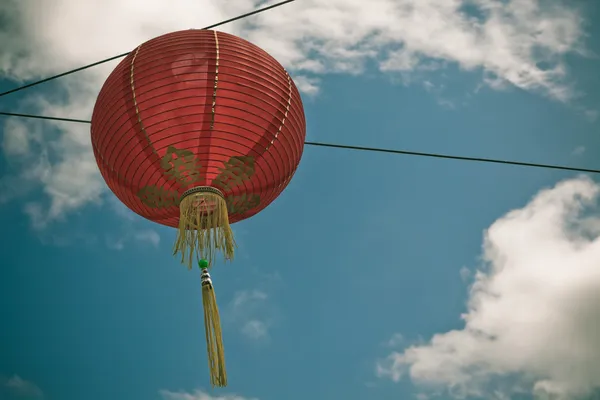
top-left (90, 29), bottom-right (306, 387)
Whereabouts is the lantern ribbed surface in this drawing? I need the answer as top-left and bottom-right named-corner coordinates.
top-left (91, 29), bottom-right (306, 227)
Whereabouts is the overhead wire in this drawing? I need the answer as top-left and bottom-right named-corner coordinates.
top-left (1, 111), bottom-right (597, 175)
top-left (0, 111), bottom-right (91, 125)
top-left (0, 0), bottom-right (297, 99)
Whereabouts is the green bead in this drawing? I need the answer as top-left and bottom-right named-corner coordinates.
top-left (198, 259), bottom-right (209, 269)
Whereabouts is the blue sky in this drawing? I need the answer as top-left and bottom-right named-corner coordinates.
top-left (2, 1), bottom-right (600, 399)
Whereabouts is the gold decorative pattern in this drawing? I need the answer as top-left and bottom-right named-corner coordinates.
top-left (160, 146), bottom-right (203, 184)
top-left (226, 193), bottom-right (261, 215)
top-left (137, 185), bottom-right (180, 208)
top-left (137, 183), bottom-right (261, 215)
top-left (136, 153), bottom-right (260, 214)
top-left (212, 156), bottom-right (255, 191)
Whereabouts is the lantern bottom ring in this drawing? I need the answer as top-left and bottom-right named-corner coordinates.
top-left (180, 186), bottom-right (225, 201)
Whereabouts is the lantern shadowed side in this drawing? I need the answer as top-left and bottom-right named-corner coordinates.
top-left (91, 29), bottom-right (306, 230)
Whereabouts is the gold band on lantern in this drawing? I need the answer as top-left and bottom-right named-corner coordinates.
top-left (180, 186), bottom-right (225, 200)
top-left (130, 44), bottom-right (160, 156)
top-left (210, 30), bottom-right (220, 130)
top-left (265, 70), bottom-right (293, 152)
top-left (174, 186), bottom-right (236, 269)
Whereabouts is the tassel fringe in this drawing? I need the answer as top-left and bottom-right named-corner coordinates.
top-left (174, 190), bottom-right (235, 269)
top-left (201, 267), bottom-right (227, 387)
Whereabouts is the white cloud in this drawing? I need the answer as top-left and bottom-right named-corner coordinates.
top-left (459, 266), bottom-right (471, 282)
top-left (1, 374), bottom-right (44, 398)
top-left (229, 290), bottom-right (273, 341)
top-left (133, 229), bottom-right (161, 246)
top-left (0, 0), bottom-right (588, 224)
top-left (584, 109), bottom-right (598, 122)
top-left (385, 333), bottom-right (405, 348)
top-left (241, 319), bottom-right (269, 340)
top-left (571, 145), bottom-right (586, 156)
top-left (108, 197), bottom-right (137, 221)
top-left (293, 75), bottom-right (321, 96)
top-left (419, 80), bottom-right (458, 109)
top-left (160, 389), bottom-right (257, 400)
top-left (1, 118), bottom-right (32, 156)
top-left (0, 114), bottom-right (105, 227)
top-left (377, 176), bottom-right (600, 399)
top-left (231, 289), bottom-right (268, 309)
top-left (106, 228), bottom-right (161, 250)
top-left (103, 194), bottom-right (162, 250)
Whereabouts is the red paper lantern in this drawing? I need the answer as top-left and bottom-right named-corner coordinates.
top-left (90, 29), bottom-right (306, 387)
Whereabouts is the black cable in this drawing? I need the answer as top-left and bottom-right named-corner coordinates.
top-left (0, 0), bottom-right (297, 99)
top-left (1, 111), bottom-right (597, 174)
top-left (0, 112), bottom-right (91, 124)
top-left (304, 141), bottom-right (600, 174)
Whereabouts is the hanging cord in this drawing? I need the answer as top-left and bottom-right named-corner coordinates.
top-left (0, 0), bottom-right (297, 99)
top-left (1, 111), bottom-right (599, 175)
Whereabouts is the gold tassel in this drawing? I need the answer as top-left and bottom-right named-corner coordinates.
top-left (174, 187), bottom-right (236, 269)
top-left (201, 265), bottom-right (227, 387)
top-left (175, 187), bottom-right (230, 387)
